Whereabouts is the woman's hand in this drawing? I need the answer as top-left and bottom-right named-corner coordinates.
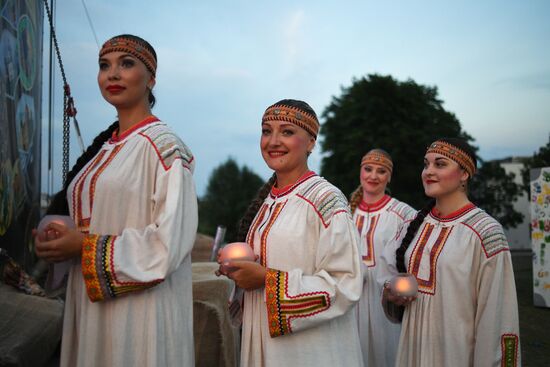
top-left (35, 222), bottom-right (84, 263)
top-left (218, 259), bottom-right (266, 291)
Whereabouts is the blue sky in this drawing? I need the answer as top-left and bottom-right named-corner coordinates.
top-left (42, 0), bottom-right (550, 196)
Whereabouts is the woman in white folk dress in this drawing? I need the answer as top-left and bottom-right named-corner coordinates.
top-left (35, 34), bottom-right (197, 367)
top-left (219, 99), bottom-right (364, 367)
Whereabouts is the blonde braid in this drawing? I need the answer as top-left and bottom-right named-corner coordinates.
top-left (349, 184), bottom-right (363, 215)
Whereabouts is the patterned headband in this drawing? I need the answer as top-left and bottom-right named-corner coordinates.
top-left (99, 37), bottom-right (157, 76)
top-left (426, 140), bottom-right (476, 177)
top-left (262, 104), bottom-right (320, 139)
top-left (360, 151), bottom-right (393, 172)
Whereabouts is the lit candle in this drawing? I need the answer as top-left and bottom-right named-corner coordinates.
top-left (37, 215), bottom-right (75, 241)
top-left (390, 273), bottom-right (418, 297)
top-left (219, 242), bottom-right (255, 274)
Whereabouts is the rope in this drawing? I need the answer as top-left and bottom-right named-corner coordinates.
top-left (42, 0), bottom-right (85, 184)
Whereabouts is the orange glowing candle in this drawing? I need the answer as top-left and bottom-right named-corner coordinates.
top-left (390, 273), bottom-right (418, 297)
top-left (219, 242), bottom-right (255, 273)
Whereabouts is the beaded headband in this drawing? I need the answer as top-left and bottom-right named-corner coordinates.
top-left (360, 151), bottom-right (393, 172)
top-left (426, 140), bottom-right (476, 177)
top-left (262, 104), bottom-right (320, 139)
top-left (99, 37), bottom-right (157, 76)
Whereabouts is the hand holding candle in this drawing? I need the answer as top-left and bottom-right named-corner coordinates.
top-left (390, 273), bottom-right (418, 297)
top-left (37, 215), bottom-right (76, 241)
top-left (219, 242), bottom-right (255, 274)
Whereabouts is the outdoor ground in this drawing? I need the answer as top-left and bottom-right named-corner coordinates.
top-left (512, 251), bottom-right (550, 366)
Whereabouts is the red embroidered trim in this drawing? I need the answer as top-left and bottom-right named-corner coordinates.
top-left (247, 204), bottom-right (269, 250)
top-left (81, 234), bottom-right (104, 302)
top-left (265, 269), bottom-right (330, 338)
top-left (72, 150), bottom-right (107, 230)
top-left (362, 215), bottom-right (380, 267)
top-left (409, 224), bottom-right (452, 295)
top-left (429, 203), bottom-right (476, 222)
top-left (260, 202), bottom-right (286, 266)
top-left (109, 116), bottom-right (159, 143)
top-left (138, 132), bottom-right (194, 171)
top-left (358, 195), bottom-right (391, 213)
top-left (270, 171), bottom-right (316, 198)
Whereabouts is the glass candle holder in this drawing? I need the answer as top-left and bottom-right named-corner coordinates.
top-left (37, 215), bottom-right (75, 241)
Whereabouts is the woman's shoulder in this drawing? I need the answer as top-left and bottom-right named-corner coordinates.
top-left (296, 175), bottom-right (350, 227)
top-left (387, 198), bottom-right (417, 221)
top-left (138, 121), bottom-right (194, 171)
top-left (459, 207), bottom-right (510, 258)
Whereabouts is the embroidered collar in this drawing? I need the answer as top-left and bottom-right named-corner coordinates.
top-left (429, 202), bottom-right (477, 222)
top-left (270, 171), bottom-right (316, 198)
top-left (358, 194), bottom-right (392, 212)
top-left (110, 116), bottom-right (159, 143)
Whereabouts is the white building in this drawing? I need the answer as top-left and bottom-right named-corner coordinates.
top-left (498, 157), bottom-right (530, 251)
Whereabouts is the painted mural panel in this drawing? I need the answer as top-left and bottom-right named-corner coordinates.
top-left (531, 167), bottom-right (550, 308)
top-left (0, 0), bottom-right (42, 270)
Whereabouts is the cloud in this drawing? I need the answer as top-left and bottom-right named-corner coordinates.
top-left (282, 9), bottom-right (305, 72)
top-left (494, 70), bottom-right (550, 91)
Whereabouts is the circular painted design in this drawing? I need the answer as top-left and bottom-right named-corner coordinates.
top-left (17, 14), bottom-right (36, 91)
top-left (0, 29), bottom-right (19, 97)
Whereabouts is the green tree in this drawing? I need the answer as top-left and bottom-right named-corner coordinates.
top-left (199, 158), bottom-right (264, 242)
top-left (521, 135), bottom-right (550, 197)
top-left (320, 74), bottom-right (523, 228)
top-left (469, 159), bottom-right (524, 229)
top-left (320, 74), bottom-right (473, 209)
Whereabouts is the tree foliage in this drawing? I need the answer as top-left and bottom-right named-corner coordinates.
top-left (320, 74), bottom-right (473, 209)
top-left (320, 74), bottom-right (523, 228)
top-left (199, 158), bottom-right (264, 242)
top-left (521, 134), bottom-right (550, 197)
top-left (469, 160), bottom-right (524, 229)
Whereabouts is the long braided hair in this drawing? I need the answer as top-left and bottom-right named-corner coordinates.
top-left (46, 121), bottom-right (119, 215)
top-left (236, 99), bottom-right (317, 242)
top-left (395, 137), bottom-right (476, 273)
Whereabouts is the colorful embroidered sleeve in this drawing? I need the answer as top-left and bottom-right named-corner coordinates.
top-left (471, 218), bottom-right (521, 366)
top-left (81, 133), bottom-right (197, 303)
top-left (264, 211), bottom-right (363, 338)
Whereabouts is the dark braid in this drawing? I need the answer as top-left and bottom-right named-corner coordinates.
top-left (46, 121), bottom-right (119, 215)
top-left (395, 199), bottom-right (436, 273)
top-left (237, 173), bottom-right (276, 242)
top-left (349, 184), bottom-right (363, 215)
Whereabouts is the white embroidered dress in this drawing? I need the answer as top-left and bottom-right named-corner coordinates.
top-left (353, 195), bottom-right (415, 367)
top-left (239, 172), bottom-right (364, 367)
top-left (60, 118), bottom-right (197, 367)
top-left (379, 204), bottom-right (521, 367)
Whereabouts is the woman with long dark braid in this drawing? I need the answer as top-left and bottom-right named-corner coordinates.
top-left (35, 35), bottom-right (197, 366)
top-left (221, 99), bottom-right (363, 366)
top-left (350, 149), bottom-right (415, 367)
top-left (379, 138), bottom-right (521, 367)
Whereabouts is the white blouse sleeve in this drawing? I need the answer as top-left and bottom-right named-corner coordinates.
top-left (264, 205), bottom-right (363, 338)
top-left (81, 140), bottom-right (197, 302)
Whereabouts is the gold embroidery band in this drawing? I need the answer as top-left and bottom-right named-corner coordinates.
top-left (426, 140), bottom-right (476, 177)
top-left (501, 334), bottom-right (518, 367)
top-left (262, 105), bottom-right (320, 139)
top-left (100, 37), bottom-right (157, 76)
top-left (360, 152), bottom-right (393, 172)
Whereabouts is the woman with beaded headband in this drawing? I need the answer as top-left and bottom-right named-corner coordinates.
top-left (35, 35), bottom-right (197, 366)
top-left (378, 137), bottom-right (520, 367)
top-left (219, 99), bottom-right (363, 366)
top-left (349, 149), bottom-right (415, 367)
